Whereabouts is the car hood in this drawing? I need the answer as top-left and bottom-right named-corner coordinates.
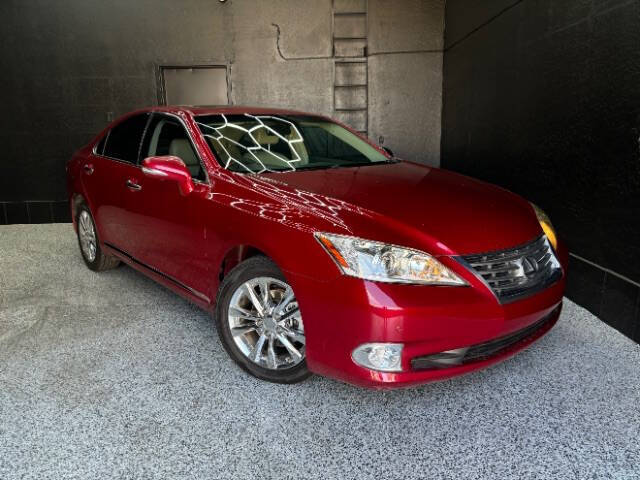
top-left (258, 161), bottom-right (542, 255)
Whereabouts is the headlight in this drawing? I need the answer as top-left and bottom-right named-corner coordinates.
top-left (530, 203), bottom-right (558, 250)
top-left (314, 233), bottom-right (467, 286)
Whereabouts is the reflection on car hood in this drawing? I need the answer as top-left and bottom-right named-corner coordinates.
top-left (258, 161), bottom-right (542, 255)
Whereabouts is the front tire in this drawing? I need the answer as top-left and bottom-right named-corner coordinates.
top-left (76, 204), bottom-right (120, 272)
top-left (216, 256), bottom-right (311, 384)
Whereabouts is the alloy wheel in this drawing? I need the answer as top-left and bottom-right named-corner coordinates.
top-left (227, 276), bottom-right (305, 370)
top-left (78, 210), bottom-right (97, 262)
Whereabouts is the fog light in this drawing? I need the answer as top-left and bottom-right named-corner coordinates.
top-left (352, 343), bottom-right (404, 372)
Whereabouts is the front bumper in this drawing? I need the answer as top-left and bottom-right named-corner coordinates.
top-left (286, 240), bottom-right (568, 389)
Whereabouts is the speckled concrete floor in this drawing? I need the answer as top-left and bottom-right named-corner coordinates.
top-left (1, 224), bottom-right (639, 480)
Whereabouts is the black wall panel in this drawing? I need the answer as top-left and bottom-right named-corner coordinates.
top-left (0, 1), bottom-right (232, 204)
top-left (442, 0), bottom-right (640, 340)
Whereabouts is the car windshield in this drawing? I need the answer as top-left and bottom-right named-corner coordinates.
top-left (194, 113), bottom-right (391, 173)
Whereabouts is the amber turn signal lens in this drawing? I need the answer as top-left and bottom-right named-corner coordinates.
top-left (540, 221), bottom-right (558, 251)
top-left (316, 234), bottom-right (350, 268)
top-left (530, 203), bottom-right (558, 251)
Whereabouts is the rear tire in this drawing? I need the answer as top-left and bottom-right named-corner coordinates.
top-left (215, 256), bottom-right (311, 384)
top-left (76, 204), bottom-right (120, 272)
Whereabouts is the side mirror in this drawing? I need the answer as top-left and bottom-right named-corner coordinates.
top-left (382, 146), bottom-right (394, 157)
top-left (142, 156), bottom-right (194, 196)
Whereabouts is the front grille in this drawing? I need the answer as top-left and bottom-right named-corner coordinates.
top-left (411, 306), bottom-right (559, 371)
top-left (460, 235), bottom-right (562, 304)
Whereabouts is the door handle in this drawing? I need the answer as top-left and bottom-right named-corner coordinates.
top-left (83, 164), bottom-right (94, 175)
top-left (125, 179), bottom-right (142, 191)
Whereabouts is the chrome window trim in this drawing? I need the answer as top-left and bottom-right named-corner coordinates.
top-left (92, 130), bottom-right (110, 156)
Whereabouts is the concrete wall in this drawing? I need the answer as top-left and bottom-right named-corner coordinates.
top-left (441, 0), bottom-right (640, 342)
top-left (368, 0), bottom-right (444, 166)
top-left (0, 0), bottom-right (444, 217)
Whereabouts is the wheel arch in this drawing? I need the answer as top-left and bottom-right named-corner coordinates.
top-left (218, 244), bottom-right (270, 283)
top-left (71, 193), bottom-right (86, 216)
top-left (70, 193), bottom-right (87, 230)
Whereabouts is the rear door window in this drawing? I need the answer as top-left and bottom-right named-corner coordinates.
top-left (103, 114), bottom-right (149, 163)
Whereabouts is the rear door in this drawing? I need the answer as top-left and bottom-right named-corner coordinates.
top-left (81, 113), bottom-right (149, 254)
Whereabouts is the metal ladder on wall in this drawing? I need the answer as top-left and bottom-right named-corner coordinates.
top-left (332, 0), bottom-right (368, 136)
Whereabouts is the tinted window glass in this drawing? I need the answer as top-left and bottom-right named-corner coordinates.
top-left (195, 114), bottom-right (389, 173)
top-left (302, 125), bottom-right (366, 161)
top-left (103, 114), bottom-right (149, 163)
top-left (142, 115), bottom-right (206, 182)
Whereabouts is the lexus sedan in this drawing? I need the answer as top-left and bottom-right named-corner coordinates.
top-left (67, 106), bottom-right (567, 388)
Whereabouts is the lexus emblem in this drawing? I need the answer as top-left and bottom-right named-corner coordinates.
top-left (521, 256), bottom-right (539, 276)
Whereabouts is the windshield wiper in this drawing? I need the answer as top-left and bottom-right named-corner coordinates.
top-left (299, 163), bottom-right (369, 171)
top-left (292, 164), bottom-right (338, 171)
top-left (252, 160), bottom-right (398, 174)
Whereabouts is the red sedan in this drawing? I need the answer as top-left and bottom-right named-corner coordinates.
top-left (67, 106), bottom-right (567, 388)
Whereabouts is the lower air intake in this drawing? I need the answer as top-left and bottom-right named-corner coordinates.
top-left (411, 307), bottom-right (559, 371)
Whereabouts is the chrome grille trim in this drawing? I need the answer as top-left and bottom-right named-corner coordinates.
top-left (458, 235), bottom-right (562, 304)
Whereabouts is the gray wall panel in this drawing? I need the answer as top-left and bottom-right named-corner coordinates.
top-left (367, 0), bottom-right (444, 165)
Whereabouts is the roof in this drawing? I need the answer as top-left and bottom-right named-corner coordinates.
top-left (147, 105), bottom-right (321, 117)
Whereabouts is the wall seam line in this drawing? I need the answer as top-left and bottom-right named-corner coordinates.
top-left (569, 252), bottom-right (640, 288)
top-left (444, 0), bottom-right (526, 52)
